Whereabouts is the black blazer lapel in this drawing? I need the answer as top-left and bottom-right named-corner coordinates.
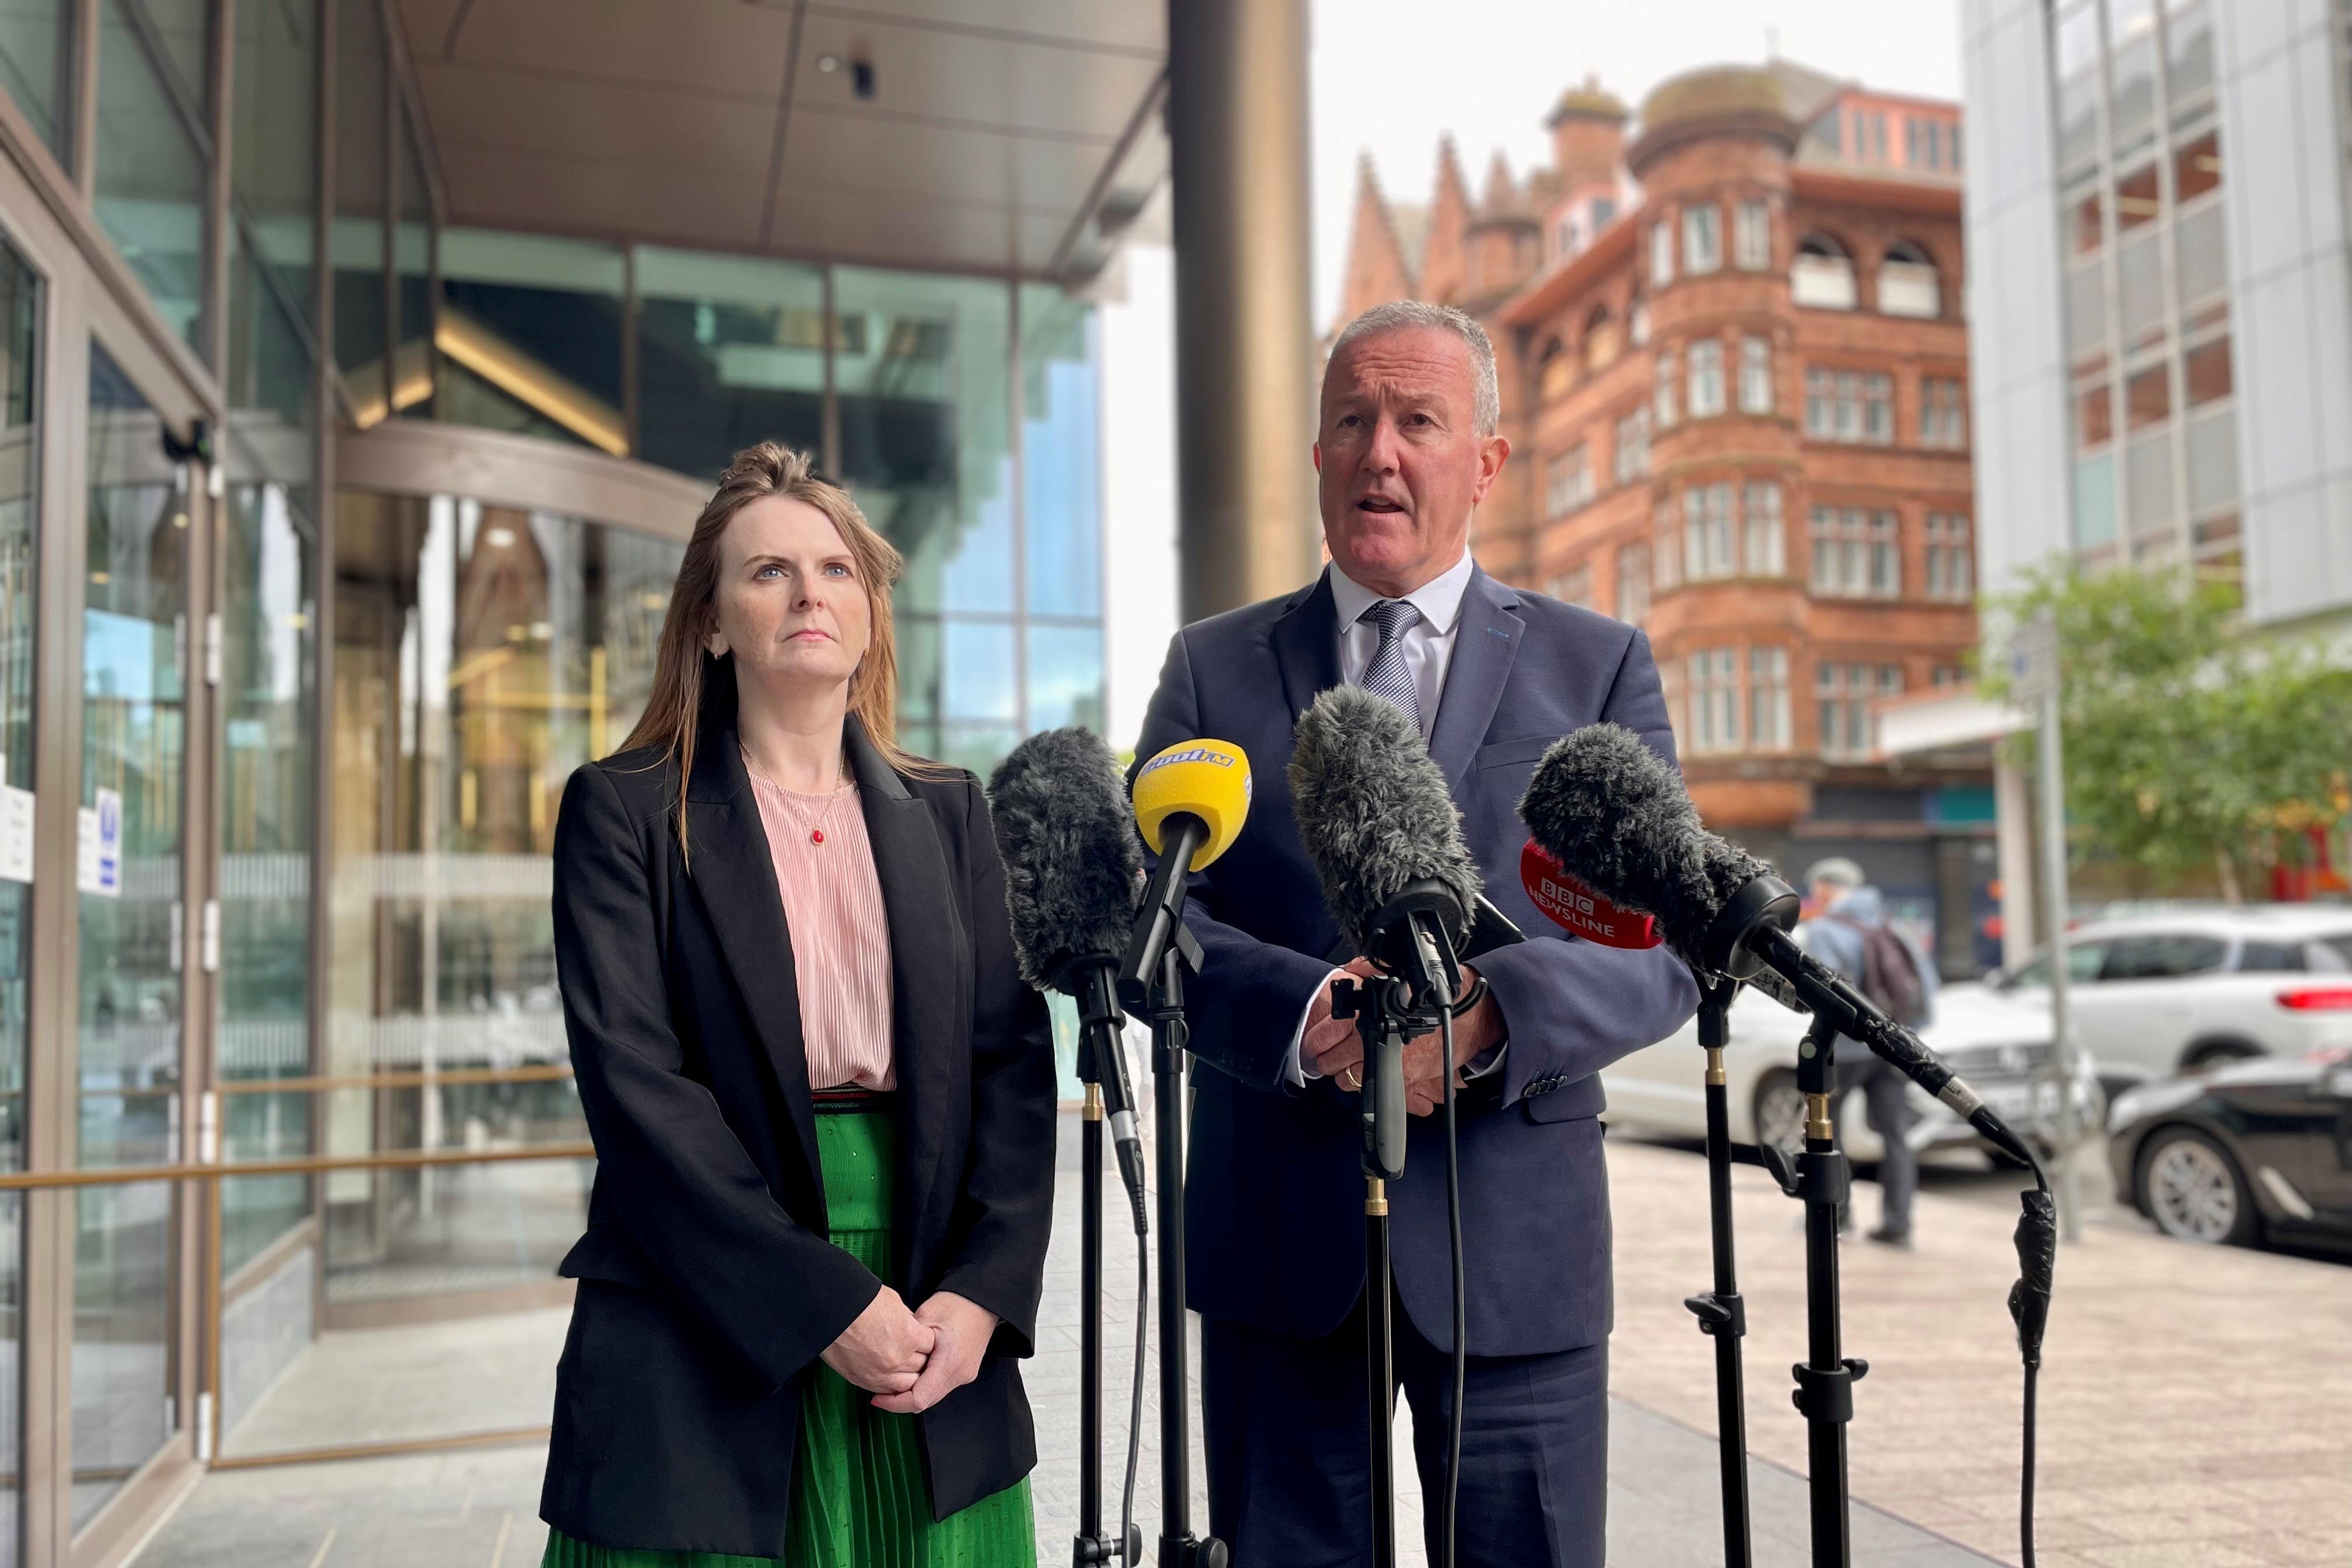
top-left (846, 720), bottom-right (964, 1271)
top-left (1428, 566), bottom-right (1524, 785)
top-left (681, 698), bottom-right (826, 1216)
top-left (1270, 570), bottom-right (1343, 724)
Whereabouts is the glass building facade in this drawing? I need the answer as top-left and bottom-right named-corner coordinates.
top-left (0, 0), bottom-right (1111, 1557)
top-left (2048, 0), bottom-right (2239, 576)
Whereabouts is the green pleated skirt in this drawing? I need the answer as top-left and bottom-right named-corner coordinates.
top-left (544, 1103), bottom-right (1037, 1568)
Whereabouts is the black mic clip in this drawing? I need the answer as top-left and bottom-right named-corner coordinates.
top-left (1059, 956), bottom-right (1150, 1239)
top-left (1366, 882), bottom-right (1467, 1019)
top-left (1335, 883), bottom-right (1471, 1183)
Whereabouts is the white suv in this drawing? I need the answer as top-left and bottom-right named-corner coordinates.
top-left (1960, 907), bottom-right (2352, 1096)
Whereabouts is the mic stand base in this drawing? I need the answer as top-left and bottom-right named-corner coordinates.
top-left (1147, 939), bottom-right (1230, 1568)
top-left (1680, 977), bottom-right (1755, 1568)
top-left (1768, 1014), bottom-right (1863, 1568)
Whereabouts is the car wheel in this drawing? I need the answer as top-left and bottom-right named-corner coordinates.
top-left (1752, 1070), bottom-right (1805, 1154)
top-left (2136, 1127), bottom-right (2258, 1246)
top-left (2182, 1039), bottom-right (2264, 1073)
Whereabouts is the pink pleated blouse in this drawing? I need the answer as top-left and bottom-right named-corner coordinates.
top-left (746, 769), bottom-right (897, 1091)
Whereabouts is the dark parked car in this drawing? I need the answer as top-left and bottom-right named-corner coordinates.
top-left (2107, 1050), bottom-right (2352, 1250)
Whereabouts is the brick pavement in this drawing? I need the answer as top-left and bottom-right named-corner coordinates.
top-left (1604, 1135), bottom-right (2352, 1568)
top-left (131, 1102), bottom-right (2344, 1567)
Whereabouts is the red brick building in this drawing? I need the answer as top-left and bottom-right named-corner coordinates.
top-left (1336, 63), bottom-right (1997, 973)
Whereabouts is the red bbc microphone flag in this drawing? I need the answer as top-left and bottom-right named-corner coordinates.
top-left (1518, 840), bottom-right (1662, 950)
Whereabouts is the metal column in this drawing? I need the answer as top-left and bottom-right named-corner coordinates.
top-left (1166, 0), bottom-right (1322, 621)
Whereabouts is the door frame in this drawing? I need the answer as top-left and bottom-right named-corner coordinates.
top-left (0, 104), bottom-right (226, 1568)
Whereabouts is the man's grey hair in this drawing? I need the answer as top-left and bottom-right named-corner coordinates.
top-left (1326, 300), bottom-right (1500, 437)
top-left (1803, 856), bottom-right (1867, 892)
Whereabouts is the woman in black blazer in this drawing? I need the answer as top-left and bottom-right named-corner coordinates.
top-left (538, 443), bottom-right (1056, 1566)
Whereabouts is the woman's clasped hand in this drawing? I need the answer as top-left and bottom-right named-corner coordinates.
top-left (821, 1287), bottom-right (1001, 1413)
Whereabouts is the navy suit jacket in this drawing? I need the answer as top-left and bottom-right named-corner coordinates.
top-left (1135, 565), bottom-right (1699, 1356)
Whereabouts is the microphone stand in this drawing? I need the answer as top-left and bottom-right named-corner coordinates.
top-left (1118, 811), bottom-right (1229, 1568)
top-left (1331, 914), bottom-right (1458, 1568)
top-left (1774, 1010), bottom-right (1865, 1568)
top-left (1681, 975), bottom-right (1754, 1568)
top-left (1692, 874), bottom-right (2054, 1568)
top-left (1070, 968), bottom-right (1144, 1568)
top-left (1142, 923), bottom-right (1227, 1568)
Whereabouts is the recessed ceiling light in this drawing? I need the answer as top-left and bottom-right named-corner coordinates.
top-left (816, 54), bottom-right (839, 73)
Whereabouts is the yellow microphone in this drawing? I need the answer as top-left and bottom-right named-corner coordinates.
top-left (1131, 738), bottom-right (1252, 869)
top-left (1121, 738), bottom-right (1254, 1001)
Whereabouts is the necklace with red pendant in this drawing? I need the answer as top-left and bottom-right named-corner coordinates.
top-left (743, 747), bottom-right (855, 845)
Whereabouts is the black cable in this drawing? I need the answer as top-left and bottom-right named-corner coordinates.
top-left (1125, 1226), bottom-right (1146, 1563)
top-left (1437, 1003), bottom-right (1464, 1568)
top-left (2007, 1157), bottom-right (2056, 1568)
top-left (2021, 1359), bottom-right (2038, 1568)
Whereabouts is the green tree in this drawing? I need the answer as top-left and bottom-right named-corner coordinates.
top-left (1982, 565), bottom-right (2352, 902)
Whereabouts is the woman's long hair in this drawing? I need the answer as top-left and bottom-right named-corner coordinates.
top-left (620, 443), bottom-right (943, 858)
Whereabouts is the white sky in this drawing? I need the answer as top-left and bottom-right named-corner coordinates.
top-left (1308, 1), bottom-right (1966, 326)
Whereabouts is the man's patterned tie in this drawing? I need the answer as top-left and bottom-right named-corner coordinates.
top-left (1358, 598), bottom-right (1423, 735)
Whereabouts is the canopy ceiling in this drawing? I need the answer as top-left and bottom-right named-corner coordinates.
top-left (392, 0), bottom-right (1168, 279)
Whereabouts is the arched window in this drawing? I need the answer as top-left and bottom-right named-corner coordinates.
top-left (1879, 240), bottom-right (1941, 318)
top-left (1583, 304), bottom-right (1620, 373)
top-left (1792, 233), bottom-right (1858, 310)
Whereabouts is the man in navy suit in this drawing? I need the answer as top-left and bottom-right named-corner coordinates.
top-left (1135, 300), bottom-right (1699, 1566)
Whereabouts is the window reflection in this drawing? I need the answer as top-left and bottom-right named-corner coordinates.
top-left (328, 491), bottom-right (669, 1303)
top-left (126, 0), bottom-right (206, 114)
top-left (2165, 3), bottom-right (2213, 107)
top-left (438, 230), bottom-right (626, 454)
top-left (1021, 285), bottom-right (1101, 620)
top-left (2109, 38), bottom-right (2155, 142)
top-left (229, 0), bottom-right (317, 312)
top-left (94, 0), bottom-right (210, 354)
top-left (76, 344), bottom-right (186, 1527)
top-left (394, 99), bottom-right (435, 419)
top-left (1027, 625), bottom-right (1105, 733)
top-left (943, 620), bottom-right (1017, 726)
top-left (332, 0), bottom-right (390, 405)
top-left (635, 247), bottom-right (825, 483)
top-left (0, 0), bottom-right (71, 162)
top-left (834, 268), bottom-right (1014, 618)
top-left (80, 348), bottom-right (186, 1169)
top-left (217, 474), bottom-right (317, 1273)
top-left (0, 237), bottom-right (37, 1568)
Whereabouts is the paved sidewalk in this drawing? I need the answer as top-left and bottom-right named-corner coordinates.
top-left (128, 1102), bottom-right (2346, 1567)
top-left (131, 1104), bottom-right (1995, 1568)
top-left (1026, 1101), bottom-right (2002, 1567)
top-left (1605, 1133), bottom-right (2352, 1568)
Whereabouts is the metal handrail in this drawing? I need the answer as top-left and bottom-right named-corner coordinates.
top-left (0, 1063), bottom-right (579, 1100)
top-left (0, 1139), bottom-right (596, 1191)
top-left (213, 1063), bottom-right (577, 1096)
top-left (0, 1129), bottom-right (603, 1476)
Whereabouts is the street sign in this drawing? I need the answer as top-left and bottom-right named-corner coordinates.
top-left (2007, 617), bottom-right (2059, 704)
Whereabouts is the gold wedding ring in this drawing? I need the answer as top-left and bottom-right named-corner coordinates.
top-left (1343, 1066), bottom-right (1361, 1090)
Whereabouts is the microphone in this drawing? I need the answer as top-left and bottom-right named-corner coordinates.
top-left (1289, 685), bottom-right (1486, 1181)
top-left (1119, 738), bottom-right (1252, 1007)
top-left (1518, 722), bottom-right (2035, 1166)
top-left (1289, 687), bottom-right (1482, 1001)
top-left (1518, 841), bottom-right (1661, 949)
top-left (986, 727), bottom-right (1148, 1232)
